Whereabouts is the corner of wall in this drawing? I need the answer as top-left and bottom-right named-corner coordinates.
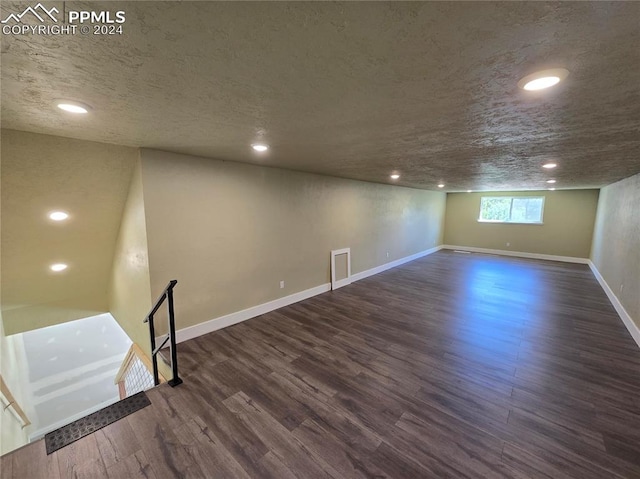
top-left (437, 191), bottom-right (447, 246)
top-left (108, 152), bottom-right (154, 359)
top-left (588, 173), bottom-right (640, 345)
top-left (588, 260), bottom-right (640, 348)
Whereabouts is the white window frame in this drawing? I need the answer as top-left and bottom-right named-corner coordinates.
top-left (478, 196), bottom-right (545, 225)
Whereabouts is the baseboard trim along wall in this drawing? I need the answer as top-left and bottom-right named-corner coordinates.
top-left (165, 244), bottom-right (640, 351)
top-left (588, 261), bottom-right (640, 348)
top-left (350, 246), bottom-right (442, 282)
top-left (440, 244), bottom-right (639, 349)
top-left (173, 282), bottom-right (331, 344)
top-left (172, 245), bottom-right (443, 344)
top-left (441, 245), bottom-right (590, 264)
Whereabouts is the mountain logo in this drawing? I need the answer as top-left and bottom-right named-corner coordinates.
top-left (1, 3), bottom-right (59, 24)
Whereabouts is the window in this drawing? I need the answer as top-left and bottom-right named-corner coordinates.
top-left (478, 196), bottom-right (544, 224)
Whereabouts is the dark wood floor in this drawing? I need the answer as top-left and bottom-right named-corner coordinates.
top-left (3, 250), bottom-right (640, 478)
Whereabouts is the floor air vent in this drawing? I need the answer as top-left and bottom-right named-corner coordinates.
top-left (44, 391), bottom-right (151, 454)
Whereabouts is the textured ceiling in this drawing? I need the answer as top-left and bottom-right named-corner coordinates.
top-left (2, 1), bottom-right (640, 191)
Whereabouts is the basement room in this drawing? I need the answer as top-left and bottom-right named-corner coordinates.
top-left (1, 2), bottom-right (639, 478)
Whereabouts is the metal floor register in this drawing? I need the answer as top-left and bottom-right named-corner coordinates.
top-left (44, 391), bottom-right (151, 455)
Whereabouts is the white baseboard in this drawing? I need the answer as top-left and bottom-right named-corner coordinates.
top-left (172, 245), bottom-right (443, 344)
top-left (332, 277), bottom-right (352, 290)
top-left (588, 261), bottom-right (640, 348)
top-left (174, 283), bottom-right (330, 344)
top-left (441, 245), bottom-right (589, 264)
top-left (350, 245), bottom-right (443, 282)
top-left (440, 245), bottom-right (639, 348)
top-left (166, 245), bottom-right (639, 353)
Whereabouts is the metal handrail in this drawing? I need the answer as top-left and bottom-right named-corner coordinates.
top-left (143, 280), bottom-right (183, 387)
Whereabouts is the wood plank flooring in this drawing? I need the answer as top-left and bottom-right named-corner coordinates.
top-left (3, 250), bottom-right (640, 478)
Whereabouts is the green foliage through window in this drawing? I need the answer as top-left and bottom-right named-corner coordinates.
top-left (479, 197), bottom-right (544, 224)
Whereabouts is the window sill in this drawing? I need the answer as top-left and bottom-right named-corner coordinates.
top-left (477, 220), bottom-right (544, 225)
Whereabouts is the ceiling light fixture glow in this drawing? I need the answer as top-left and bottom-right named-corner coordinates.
top-left (390, 174), bottom-right (400, 180)
top-left (548, 188), bottom-right (556, 191)
top-left (467, 190), bottom-right (472, 193)
top-left (524, 77), bottom-right (560, 90)
top-left (50, 263), bottom-right (68, 272)
top-left (438, 184), bottom-right (445, 188)
top-left (546, 179), bottom-right (556, 184)
top-left (542, 162), bottom-right (557, 169)
top-left (251, 144), bottom-right (269, 152)
top-left (49, 211), bottom-right (69, 221)
top-left (55, 100), bottom-right (91, 114)
top-left (518, 68), bottom-right (569, 91)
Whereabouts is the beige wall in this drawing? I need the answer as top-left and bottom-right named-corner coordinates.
top-left (591, 173), bottom-right (640, 326)
top-left (334, 253), bottom-right (349, 282)
top-left (1, 130), bottom-right (137, 334)
top-left (140, 149), bottom-right (445, 332)
top-left (0, 140), bottom-right (29, 455)
top-left (108, 158), bottom-right (154, 358)
top-left (444, 190), bottom-right (599, 258)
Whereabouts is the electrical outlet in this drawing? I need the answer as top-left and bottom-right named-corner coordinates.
top-left (386, 252), bottom-right (390, 258)
top-left (506, 242), bottom-right (510, 247)
top-left (620, 284), bottom-right (624, 293)
top-left (279, 281), bottom-right (285, 289)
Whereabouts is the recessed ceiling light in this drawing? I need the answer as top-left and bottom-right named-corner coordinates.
top-left (542, 163), bottom-right (557, 169)
top-left (49, 211), bottom-right (69, 221)
top-left (390, 174), bottom-right (400, 180)
top-left (251, 144), bottom-right (269, 152)
top-left (438, 184), bottom-right (445, 188)
top-left (55, 100), bottom-right (91, 114)
top-left (546, 179), bottom-right (556, 184)
top-left (518, 68), bottom-right (569, 91)
top-left (524, 77), bottom-right (560, 90)
top-left (50, 263), bottom-right (68, 272)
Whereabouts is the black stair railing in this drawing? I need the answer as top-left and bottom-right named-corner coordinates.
top-left (143, 279), bottom-right (183, 387)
